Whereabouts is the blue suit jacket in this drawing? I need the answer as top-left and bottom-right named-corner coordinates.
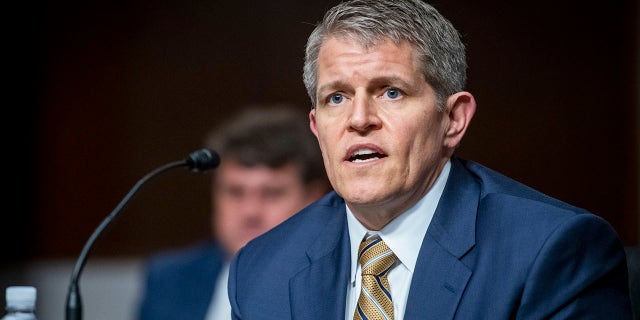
top-left (228, 157), bottom-right (632, 319)
top-left (138, 241), bottom-right (226, 320)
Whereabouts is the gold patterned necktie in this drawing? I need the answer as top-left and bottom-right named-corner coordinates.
top-left (353, 234), bottom-right (398, 320)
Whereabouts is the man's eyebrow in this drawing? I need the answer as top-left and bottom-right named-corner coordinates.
top-left (317, 76), bottom-right (414, 94)
top-left (317, 80), bottom-right (349, 96)
top-left (368, 76), bottom-right (414, 89)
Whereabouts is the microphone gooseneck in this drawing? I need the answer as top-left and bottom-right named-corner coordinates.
top-left (65, 149), bottom-right (220, 320)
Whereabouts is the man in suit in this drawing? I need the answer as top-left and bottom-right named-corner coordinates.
top-left (137, 105), bottom-right (329, 320)
top-left (228, 0), bottom-right (632, 319)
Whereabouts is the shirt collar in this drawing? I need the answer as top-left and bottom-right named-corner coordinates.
top-left (347, 160), bottom-right (451, 284)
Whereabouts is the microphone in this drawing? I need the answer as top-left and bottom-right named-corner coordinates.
top-left (65, 149), bottom-right (220, 320)
top-left (186, 148), bottom-right (221, 172)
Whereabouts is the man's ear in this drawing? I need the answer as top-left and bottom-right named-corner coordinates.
top-left (443, 91), bottom-right (476, 149)
top-left (309, 108), bottom-right (319, 138)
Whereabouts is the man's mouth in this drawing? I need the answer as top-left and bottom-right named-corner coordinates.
top-left (347, 148), bottom-right (387, 163)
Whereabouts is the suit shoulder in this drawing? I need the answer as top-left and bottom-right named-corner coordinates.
top-left (458, 158), bottom-right (589, 215)
top-left (454, 158), bottom-right (617, 244)
top-left (249, 191), bottom-right (345, 244)
top-left (237, 192), bottom-right (346, 264)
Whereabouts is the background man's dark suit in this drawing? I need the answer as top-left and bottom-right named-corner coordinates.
top-left (138, 242), bottom-right (224, 320)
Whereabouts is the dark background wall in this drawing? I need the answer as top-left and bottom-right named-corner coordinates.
top-left (5, 0), bottom-right (638, 266)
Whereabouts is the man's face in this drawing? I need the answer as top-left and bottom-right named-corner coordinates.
top-left (309, 38), bottom-right (451, 228)
top-left (213, 160), bottom-right (319, 256)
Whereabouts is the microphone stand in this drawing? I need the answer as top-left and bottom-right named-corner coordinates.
top-left (65, 149), bottom-right (219, 320)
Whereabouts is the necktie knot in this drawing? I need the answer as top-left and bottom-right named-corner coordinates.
top-left (358, 235), bottom-right (397, 276)
top-left (354, 234), bottom-right (397, 320)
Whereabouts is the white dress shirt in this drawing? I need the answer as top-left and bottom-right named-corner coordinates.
top-left (345, 160), bottom-right (451, 320)
top-left (205, 261), bottom-right (231, 320)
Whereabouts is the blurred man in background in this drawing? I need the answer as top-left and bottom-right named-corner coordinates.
top-left (137, 105), bottom-right (329, 320)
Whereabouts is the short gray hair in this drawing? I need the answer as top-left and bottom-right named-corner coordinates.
top-left (302, 0), bottom-right (467, 110)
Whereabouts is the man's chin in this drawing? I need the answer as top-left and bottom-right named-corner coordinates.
top-left (341, 190), bottom-right (391, 208)
top-left (241, 230), bottom-right (267, 242)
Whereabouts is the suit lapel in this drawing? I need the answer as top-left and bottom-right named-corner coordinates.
top-left (404, 157), bottom-right (479, 320)
top-left (290, 199), bottom-right (351, 320)
top-left (287, 158), bottom-right (480, 319)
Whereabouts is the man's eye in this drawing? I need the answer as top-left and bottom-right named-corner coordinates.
top-left (384, 88), bottom-right (402, 99)
top-left (329, 93), bottom-right (344, 104)
top-left (222, 187), bottom-right (243, 199)
top-left (263, 188), bottom-right (285, 200)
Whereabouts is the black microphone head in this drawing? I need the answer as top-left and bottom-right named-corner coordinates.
top-left (186, 149), bottom-right (221, 172)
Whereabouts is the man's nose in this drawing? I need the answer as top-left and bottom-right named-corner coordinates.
top-left (237, 194), bottom-right (264, 218)
top-left (347, 95), bottom-right (382, 133)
